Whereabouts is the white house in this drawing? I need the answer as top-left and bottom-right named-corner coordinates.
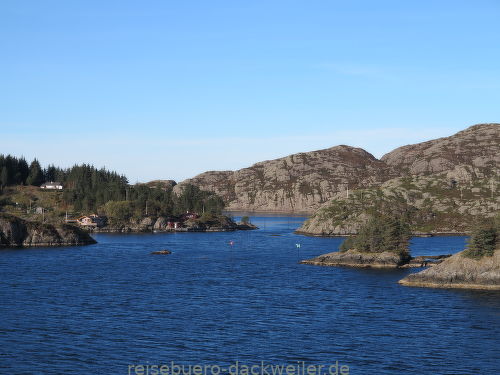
top-left (40, 181), bottom-right (63, 190)
top-left (77, 214), bottom-right (106, 228)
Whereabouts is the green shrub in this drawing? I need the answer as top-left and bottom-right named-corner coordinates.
top-left (103, 200), bottom-right (134, 221)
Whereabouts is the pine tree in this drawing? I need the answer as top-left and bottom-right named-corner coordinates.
top-left (1, 166), bottom-right (8, 188)
top-left (339, 214), bottom-right (411, 257)
top-left (18, 157), bottom-right (29, 184)
top-left (26, 159), bottom-right (44, 186)
top-left (45, 164), bottom-right (57, 182)
top-left (463, 222), bottom-right (498, 259)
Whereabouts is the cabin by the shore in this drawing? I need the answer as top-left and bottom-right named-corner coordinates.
top-left (40, 181), bottom-right (63, 190)
top-left (77, 214), bottom-right (106, 228)
top-left (165, 212), bottom-right (199, 229)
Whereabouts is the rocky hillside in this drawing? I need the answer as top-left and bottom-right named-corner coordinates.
top-left (172, 124), bottom-right (498, 215)
top-left (297, 124), bottom-right (499, 235)
top-left (381, 123), bottom-right (499, 176)
top-left (297, 172), bottom-right (499, 235)
top-left (0, 214), bottom-right (96, 247)
top-left (175, 145), bottom-right (397, 213)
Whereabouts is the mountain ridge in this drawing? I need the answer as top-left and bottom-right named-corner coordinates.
top-left (164, 123), bottom-right (499, 215)
top-left (174, 144), bottom-right (398, 213)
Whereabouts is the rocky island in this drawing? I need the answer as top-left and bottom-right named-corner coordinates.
top-left (301, 250), bottom-right (451, 269)
top-left (399, 223), bottom-right (500, 290)
top-left (301, 249), bottom-right (411, 269)
top-left (301, 215), bottom-right (413, 268)
top-left (301, 214), bottom-right (453, 269)
top-left (0, 213), bottom-right (96, 247)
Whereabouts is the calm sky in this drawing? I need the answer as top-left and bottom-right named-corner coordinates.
top-left (1, 0), bottom-right (499, 182)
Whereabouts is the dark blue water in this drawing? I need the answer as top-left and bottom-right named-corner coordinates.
top-left (1, 215), bottom-right (499, 374)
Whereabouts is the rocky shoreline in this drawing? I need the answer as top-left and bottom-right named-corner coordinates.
top-left (0, 214), bottom-right (96, 247)
top-left (295, 230), bottom-right (468, 237)
top-left (91, 223), bottom-right (257, 233)
top-left (300, 249), bottom-right (450, 269)
top-left (399, 249), bottom-right (500, 290)
top-left (301, 248), bottom-right (500, 290)
top-left (87, 215), bottom-right (257, 233)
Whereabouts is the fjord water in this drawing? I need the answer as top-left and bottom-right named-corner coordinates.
top-left (1, 215), bottom-right (499, 374)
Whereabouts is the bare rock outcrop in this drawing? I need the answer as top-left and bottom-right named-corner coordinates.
top-left (300, 249), bottom-right (410, 268)
top-left (0, 214), bottom-right (96, 247)
top-left (175, 146), bottom-right (397, 213)
top-left (151, 249), bottom-right (172, 255)
top-left (381, 123), bottom-right (499, 176)
top-left (399, 249), bottom-right (500, 290)
top-left (153, 217), bottom-right (168, 230)
top-left (142, 180), bottom-right (177, 190)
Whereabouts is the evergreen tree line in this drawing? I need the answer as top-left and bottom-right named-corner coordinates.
top-left (0, 154), bottom-right (63, 187)
top-left (0, 154), bottom-right (32, 187)
top-left (340, 214), bottom-right (411, 257)
top-left (0, 154), bottom-right (224, 216)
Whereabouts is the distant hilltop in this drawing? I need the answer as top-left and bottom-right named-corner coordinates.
top-left (160, 123), bottom-right (499, 215)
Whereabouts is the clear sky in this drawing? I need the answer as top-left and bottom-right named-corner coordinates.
top-left (1, 0), bottom-right (499, 182)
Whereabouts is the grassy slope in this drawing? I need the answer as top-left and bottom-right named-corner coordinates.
top-left (0, 185), bottom-right (71, 224)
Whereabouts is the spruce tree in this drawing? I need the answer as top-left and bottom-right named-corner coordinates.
top-left (340, 214), bottom-right (410, 257)
top-left (26, 159), bottom-right (44, 186)
top-left (1, 166), bottom-right (8, 188)
top-left (463, 222), bottom-right (498, 259)
top-left (18, 157), bottom-right (30, 184)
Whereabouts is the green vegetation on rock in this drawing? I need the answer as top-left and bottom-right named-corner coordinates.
top-left (462, 219), bottom-right (499, 259)
top-left (339, 215), bottom-right (411, 257)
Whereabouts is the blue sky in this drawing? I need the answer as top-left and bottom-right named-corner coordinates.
top-left (1, 0), bottom-right (499, 182)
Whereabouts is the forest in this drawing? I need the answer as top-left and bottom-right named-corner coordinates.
top-left (0, 154), bottom-right (224, 218)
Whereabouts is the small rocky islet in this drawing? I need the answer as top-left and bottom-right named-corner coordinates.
top-left (300, 250), bottom-right (451, 269)
top-left (151, 249), bottom-right (172, 255)
top-left (301, 247), bottom-right (500, 290)
top-left (300, 218), bottom-right (500, 290)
